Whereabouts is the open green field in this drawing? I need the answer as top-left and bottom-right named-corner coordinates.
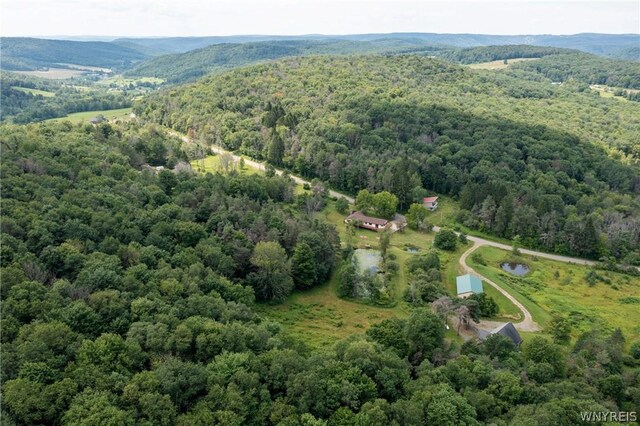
top-left (98, 75), bottom-right (165, 87)
top-left (467, 246), bottom-right (640, 339)
top-left (589, 84), bottom-right (634, 102)
top-left (45, 107), bottom-right (133, 123)
top-left (467, 57), bottom-right (539, 70)
top-left (10, 86), bottom-right (56, 97)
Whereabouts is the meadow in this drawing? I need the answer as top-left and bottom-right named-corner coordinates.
top-left (45, 107), bottom-right (133, 123)
top-left (467, 246), bottom-right (640, 340)
top-left (467, 57), bottom-right (538, 70)
top-left (10, 86), bottom-right (56, 97)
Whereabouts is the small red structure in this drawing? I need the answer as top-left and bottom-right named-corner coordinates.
top-left (423, 196), bottom-right (439, 211)
top-left (345, 211), bottom-right (390, 232)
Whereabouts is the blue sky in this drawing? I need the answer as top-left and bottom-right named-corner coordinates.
top-left (1, 0), bottom-right (638, 37)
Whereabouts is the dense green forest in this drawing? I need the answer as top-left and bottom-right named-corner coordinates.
top-left (139, 55), bottom-right (640, 262)
top-left (1, 122), bottom-right (639, 425)
top-left (0, 73), bottom-right (132, 123)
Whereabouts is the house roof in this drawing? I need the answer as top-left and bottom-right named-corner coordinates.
top-left (478, 322), bottom-right (522, 346)
top-left (346, 211), bottom-right (389, 226)
top-left (423, 196), bottom-right (439, 203)
top-left (456, 274), bottom-right (483, 295)
top-left (492, 322), bottom-right (522, 346)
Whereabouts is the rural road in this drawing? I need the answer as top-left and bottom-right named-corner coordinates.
top-left (174, 132), bottom-right (354, 202)
top-left (208, 145), bottom-right (354, 202)
top-left (175, 130), bottom-right (629, 333)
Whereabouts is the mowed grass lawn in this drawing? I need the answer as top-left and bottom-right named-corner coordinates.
top-left (468, 246), bottom-right (640, 339)
top-left (46, 107), bottom-right (133, 123)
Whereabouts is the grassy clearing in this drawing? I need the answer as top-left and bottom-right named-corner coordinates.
top-left (467, 57), bottom-right (539, 70)
top-left (98, 75), bottom-right (165, 87)
top-left (10, 86), bottom-right (56, 97)
top-left (45, 107), bottom-right (133, 123)
top-left (259, 198), bottom-right (488, 348)
top-left (590, 84), bottom-right (632, 102)
top-left (190, 154), bottom-right (261, 176)
top-left (467, 246), bottom-right (640, 339)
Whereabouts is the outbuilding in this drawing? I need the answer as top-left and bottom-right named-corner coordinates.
top-left (456, 274), bottom-right (484, 298)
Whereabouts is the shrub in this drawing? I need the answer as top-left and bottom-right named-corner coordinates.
top-left (471, 252), bottom-right (486, 266)
top-left (434, 230), bottom-right (458, 251)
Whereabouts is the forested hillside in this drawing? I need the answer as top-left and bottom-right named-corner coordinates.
top-left (126, 39), bottom-right (437, 83)
top-left (2, 122), bottom-right (639, 424)
top-left (0, 38), bottom-right (149, 71)
top-left (139, 55), bottom-right (640, 262)
top-left (511, 53), bottom-right (640, 89)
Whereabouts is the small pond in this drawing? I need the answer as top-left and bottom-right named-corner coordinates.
top-left (501, 262), bottom-right (530, 276)
top-left (405, 245), bottom-right (420, 253)
top-left (353, 249), bottom-right (382, 274)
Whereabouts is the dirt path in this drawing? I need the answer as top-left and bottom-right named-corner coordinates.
top-left (459, 242), bottom-right (541, 332)
top-left (209, 145), bottom-right (354, 202)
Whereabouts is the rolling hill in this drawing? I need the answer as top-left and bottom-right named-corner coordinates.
top-left (0, 37), bottom-right (150, 71)
top-left (138, 54), bottom-right (640, 260)
top-left (125, 39), bottom-right (440, 83)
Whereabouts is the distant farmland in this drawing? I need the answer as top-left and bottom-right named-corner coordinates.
top-left (13, 68), bottom-right (85, 79)
top-left (45, 107), bottom-right (133, 123)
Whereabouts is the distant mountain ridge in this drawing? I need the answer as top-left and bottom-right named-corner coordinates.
top-left (0, 37), bottom-right (149, 71)
top-left (1, 33), bottom-right (637, 77)
top-left (114, 32), bottom-right (640, 58)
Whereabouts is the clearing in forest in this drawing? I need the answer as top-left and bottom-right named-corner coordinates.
top-left (467, 246), bottom-right (640, 341)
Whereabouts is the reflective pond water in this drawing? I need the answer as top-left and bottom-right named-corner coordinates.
top-left (353, 249), bottom-right (382, 274)
top-left (501, 262), bottom-right (530, 276)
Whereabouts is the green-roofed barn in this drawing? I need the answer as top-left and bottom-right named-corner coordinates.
top-left (456, 274), bottom-right (484, 298)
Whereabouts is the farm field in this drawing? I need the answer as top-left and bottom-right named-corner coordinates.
top-left (467, 246), bottom-right (640, 340)
top-left (13, 67), bottom-right (85, 79)
top-left (10, 86), bottom-right (56, 97)
top-left (98, 76), bottom-right (164, 86)
top-left (45, 107), bottom-right (133, 123)
top-left (467, 57), bottom-right (539, 69)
